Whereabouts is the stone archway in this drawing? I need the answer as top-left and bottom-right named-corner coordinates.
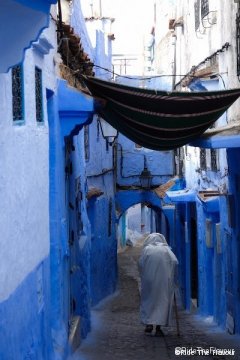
top-left (115, 189), bottom-right (176, 247)
top-left (115, 190), bottom-right (162, 220)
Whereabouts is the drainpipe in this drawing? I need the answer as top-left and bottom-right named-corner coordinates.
top-left (171, 30), bottom-right (182, 177)
top-left (57, 0), bottom-right (64, 38)
top-left (171, 33), bottom-right (177, 90)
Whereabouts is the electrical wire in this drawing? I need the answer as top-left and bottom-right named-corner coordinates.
top-left (52, 10), bottom-right (232, 86)
top-left (76, 64), bottom-right (195, 81)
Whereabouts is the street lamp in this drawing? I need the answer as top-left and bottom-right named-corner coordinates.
top-left (140, 156), bottom-right (152, 189)
top-left (98, 116), bottom-right (118, 146)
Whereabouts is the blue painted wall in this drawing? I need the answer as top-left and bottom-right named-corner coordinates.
top-left (88, 193), bottom-right (118, 306)
top-left (114, 135), bottom-right (176, 250)
top-left (166, 77), bottom-right (240, 336)
top-left (53, 79), bottom-right (95, 345)
top-left (174, 203), bottom-right (187, 308)
top-left (47, 89), bottom-right (72, 357)
top-left (224, 148), bottom-right (240, 333)
top-left (0, 17), bottom-right (59, 360)
top-left (116, 135), bottom-right (174, 187)
top-left (0, 259), bottom-right (53, 360)
top-left (0, 0), bottom-right (57, 73)
top-left (196, 199), bottom-right (215, 317)
top-left (85, 116), bottom-right (118, 306)
top-left (168, 176), bottom-right (240, 335)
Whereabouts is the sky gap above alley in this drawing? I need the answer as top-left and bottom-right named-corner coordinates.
top-left (82, 76), bottom-right (240, 150)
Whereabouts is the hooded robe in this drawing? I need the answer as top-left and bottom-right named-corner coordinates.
top-left (138, 233), bottom-right (178, 326)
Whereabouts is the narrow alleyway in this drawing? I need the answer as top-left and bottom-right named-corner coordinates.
top-left (70, 241), bottom-right (240, 360)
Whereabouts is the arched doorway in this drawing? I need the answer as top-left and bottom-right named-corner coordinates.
top-left (117, 202), bottom-right (171, 249)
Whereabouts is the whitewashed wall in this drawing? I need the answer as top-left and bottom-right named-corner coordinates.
top-left (0, 21), bottom-right (57, 302)
top-left (154, 0), bottom-right (240, 192)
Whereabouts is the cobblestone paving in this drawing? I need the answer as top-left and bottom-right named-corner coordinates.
top-left (71, 243), bottom-right (240, 360)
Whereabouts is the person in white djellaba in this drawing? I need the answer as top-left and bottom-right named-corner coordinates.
top-left (138, 233), bottom-right (178, 336)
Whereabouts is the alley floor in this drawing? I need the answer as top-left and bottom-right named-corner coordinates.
top-left (70, 240), bottom-right (240, 360)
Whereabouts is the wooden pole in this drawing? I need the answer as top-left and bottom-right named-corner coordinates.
top-left (174, 292), bottom-right (180, 336)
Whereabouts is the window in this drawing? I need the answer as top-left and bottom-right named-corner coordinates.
top-left (35, 67), bottom-right (43, 122)
top-left (84, 125), bottom-right (90, 161)
top-left (97, 119), bottom-right (100, 141)
top-left (12, 65), bottom-right (24, 121)
top-left (201, 0), bottom-right (209, 20)
top-left (210, 149), bottom-right (218, 171)
top-left (194, 0), bottom-right (200, 31)
top-left (200, 148), bottom-right (207, 170)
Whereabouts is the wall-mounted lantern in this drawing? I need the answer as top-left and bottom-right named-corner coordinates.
top-left (140, 156), bottom-right (153, 189)
top-left (98, 116), bottom-right (118, 146)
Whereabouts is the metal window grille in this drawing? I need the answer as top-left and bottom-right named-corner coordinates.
top-left (236, 5), bottom-right (240, 76)
top-left (194, 0), bottom-right (200, 31)
top-left (108, 198), bottom-right (112, 237)
top-left (97, 119), bottom-right (100, 141)
top-left (12, 65), bottom-right (24, 121)
top-left (210, 149), bottom-right (218, 171)
top-left (200, 148), bottom-right (207, 170)
top-left (201, 0), bottom-right (209, 19)
top-left (35, 67), bottom-right (43, 122)
top-left (84, 125), bottom-right (90, 161)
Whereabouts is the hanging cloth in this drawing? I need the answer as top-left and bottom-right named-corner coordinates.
top-left (82, 76), bottom-right (240, 150)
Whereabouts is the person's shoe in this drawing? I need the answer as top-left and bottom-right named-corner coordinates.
top-left (155, 325), bottom-right (164, 337)
top-left (144, 324), bottom-right (153, 334)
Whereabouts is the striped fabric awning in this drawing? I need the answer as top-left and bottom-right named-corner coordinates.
top-left (82, 76), bottom-right (240, 150)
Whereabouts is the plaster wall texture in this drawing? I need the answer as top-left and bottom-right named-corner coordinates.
top-left (217, 0), bottom-right (240, 122)
top-left (154, 0), bottom-right (176, 45)
top-left (48, 89), bottom-right (72, 357)
top-left (175, 0), bottom-right (240, 120)
top-left (0, 18), bottom-right (57, 359)
top-left (155, 1), bottom-right (239, 93)
top-left (83, 27), bottom-right (117, 306)
top-left (68, 0), bottom-right (117, 320)
top-left (86, 116), bottom-right (113, 177)
top-left (85, 116), bottom-right (117, 307)
top-left (79, 18), bottom-right (113, 81)
top-left (0, 0), bottom-right (56, 73)
top-left (0, 258), bottom-right (53, 359)
top-left (154, 2), bottom-right (236, 193)
top-left (0, 24), bottom-right (56, 302)
top-left (71, 1), bottom-right (114, 77)
top-left (80, 0), bottom-right (114, 19)
top-left (67, 133), bottom-right (92, 339)
top-left (115, 75), bottom-right (172, 91)
top-left (117, 134), bottom-right (174, 187)
top-left (184, 145), bottom-right (228, 193)
top-left (71, 0), bottom-right (94, 61)
top-left (153, 1), bottom-right (240, 334)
